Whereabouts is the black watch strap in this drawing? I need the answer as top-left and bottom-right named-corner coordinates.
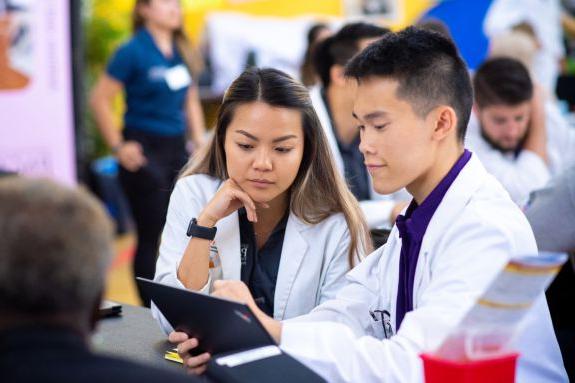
top-left (187, 218), bottom-right (217, 240)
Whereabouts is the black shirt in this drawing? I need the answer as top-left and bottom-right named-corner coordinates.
top-left (0, 325), bottom-right (196, 383)
top-left (321, 88), bottom-right (371, 201)
top-left (238, 208), bottom-right (288, 317)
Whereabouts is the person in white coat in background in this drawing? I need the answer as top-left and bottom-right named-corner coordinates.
top-left (483, 0), bottom-right (565, 95)
top-left (488, 29), bottom-right (575, 176)
top-left (466, 57), bottom-right (550, 205)
top-left (310, 22), bottom-right (409, 229)
top-left (153, 67), bottom-right (372, 337)
top-left (174, 28), bottom-right (567, 382)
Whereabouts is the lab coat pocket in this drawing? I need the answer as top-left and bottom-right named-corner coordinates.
top-left (369, 306), bottom-right (394, 340)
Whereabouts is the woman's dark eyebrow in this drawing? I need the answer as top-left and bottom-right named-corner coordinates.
top-left (235, 130), bottom-right (297, 143)
top-left (272, 135), bottom-right (298, 143)
top-left (235, 130), bottom-right (258, 141)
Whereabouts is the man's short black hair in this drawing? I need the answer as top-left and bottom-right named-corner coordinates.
top-left (314, 22), bottom-right (389, 88)
top-left (473, 57), bottom-right (533, 108)
top-left (345, 26), bottom-right (473, 142)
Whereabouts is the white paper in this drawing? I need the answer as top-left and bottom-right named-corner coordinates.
top-left (216, 345), bottom-right (282, 367)
top-left (436, 252), bottom-right (567, 361)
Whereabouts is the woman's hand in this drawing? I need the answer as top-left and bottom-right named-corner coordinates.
top-left (212, 280), bottom-right (283, 343)
top-left (198, 179), bottom-right (266, 226)
top-left (169, 331), bottom-right (211, 375)
top-left (116, 141), bottom-right (147, 172)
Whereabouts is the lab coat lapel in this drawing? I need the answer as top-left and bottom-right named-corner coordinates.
top-left (214, 211), bottom-right (241, 281)
top-left (274, 213), bottom-right (309, 320)
top-left (413, 154), bottom-right (488, 302)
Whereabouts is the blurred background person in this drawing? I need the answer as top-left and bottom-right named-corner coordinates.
top-left (524, 164), bottom-right (575, 381)
top-left (488, 26), bottom-right (575, 175)
top-left (416, 17), bottom-right (452, 39)
top-left (310, 22), bottom-right (409, 235)
top-left (467, 57), bottom-right (550, 205)
top-left (299, 22), bottom-right (332, 87)
top-left (90, 0), bottom-right (206, 307)
top-left (484, 0), bottom-right (565, 96)
top-left (0, 177), bottom-right (196, 383)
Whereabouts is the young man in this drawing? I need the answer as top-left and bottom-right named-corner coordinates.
top-left (467, 57), bottom-right (550, 204)
top-left (177, 28), bottom-right (566, 382)
top-left (311, 22), bottom-right (409, 228)
top-left (0, 178), bottom-right (198, 383)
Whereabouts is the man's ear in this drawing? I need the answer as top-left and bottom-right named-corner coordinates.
top-left (431, 106), bottom-right (458, 141)
top-left (330, 65), bottom-right (346, 87)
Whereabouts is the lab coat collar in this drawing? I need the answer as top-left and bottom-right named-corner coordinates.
top-left (274, 212), bottom-right (309, 320)
top-left (420, 152), bottom-right (487, 250)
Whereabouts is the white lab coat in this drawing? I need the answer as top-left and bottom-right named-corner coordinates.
top-left (280, 154), bottom-right (567, 383)
top-left (545, 100), bottom-right (575, 175)
top-left (310, 86), bottom-right (409, 228)
top-left (152, 174), bottom-right (353, 333)
top-left (465, 113), bottom-right (551, 205)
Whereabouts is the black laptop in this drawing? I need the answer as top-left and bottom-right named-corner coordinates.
top-left (136, 278), bottom-right (326, 383)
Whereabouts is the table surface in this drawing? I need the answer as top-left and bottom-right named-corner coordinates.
top-left (92, 304), bottom-right (181, 372)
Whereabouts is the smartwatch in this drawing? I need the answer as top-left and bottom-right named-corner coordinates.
top-left (187, 218), bottom-right (217, 240)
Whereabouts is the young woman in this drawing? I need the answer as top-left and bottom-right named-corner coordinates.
top-left (153, 67), bottom-right (371, 333)
top-left (89, 0), bottom-right (206, 306)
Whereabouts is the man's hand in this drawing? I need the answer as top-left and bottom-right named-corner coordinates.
top-left (169, 331), bottom-right (211, 375)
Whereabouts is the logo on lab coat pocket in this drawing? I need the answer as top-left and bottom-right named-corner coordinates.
top-left (370, 309), bottom-right (394, 339)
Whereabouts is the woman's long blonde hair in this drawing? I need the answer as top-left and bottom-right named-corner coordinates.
top-left (133, 0), bottom-right (203, 78)
top-left (181, 68), bottom-right (372, 267)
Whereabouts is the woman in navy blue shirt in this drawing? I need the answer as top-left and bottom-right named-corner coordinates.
top-left (90, 0), bottom-right (206, 306)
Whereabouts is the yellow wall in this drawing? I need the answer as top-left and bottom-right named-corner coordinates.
top-left (184, 0), bottom-right (343, 39)
top-left (397, 0), bottom-right (435, 29)
top-left (183, 0), bottom-right (436, 38)
top-left (92, 0), bottom-right (436, 43)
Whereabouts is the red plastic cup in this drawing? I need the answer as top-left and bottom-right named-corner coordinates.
top-left (421, 353), bottom-right (519, 383)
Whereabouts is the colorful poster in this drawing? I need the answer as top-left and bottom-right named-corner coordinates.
top-left (0, 0), bottom-right (76, 185)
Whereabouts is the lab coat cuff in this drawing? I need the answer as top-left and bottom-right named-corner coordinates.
top-left (280, 321), bottom-right (315, 353)
top-left (173, 264), bottom-right (211, 295)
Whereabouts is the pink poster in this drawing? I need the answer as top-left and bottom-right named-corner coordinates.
top-left (0, 0), bottom-right (76, 185)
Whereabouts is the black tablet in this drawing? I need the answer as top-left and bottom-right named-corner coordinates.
top-left (136, 277), bottom-right (276, 356)
top-left (98, 300), bottom-right (122, 318)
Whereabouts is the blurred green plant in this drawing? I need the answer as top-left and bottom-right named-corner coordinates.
top-left (82, 0), bottom-right (133, 161)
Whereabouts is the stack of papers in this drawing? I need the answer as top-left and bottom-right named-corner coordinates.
top-left (436, 252), bottom-right (567, 361)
